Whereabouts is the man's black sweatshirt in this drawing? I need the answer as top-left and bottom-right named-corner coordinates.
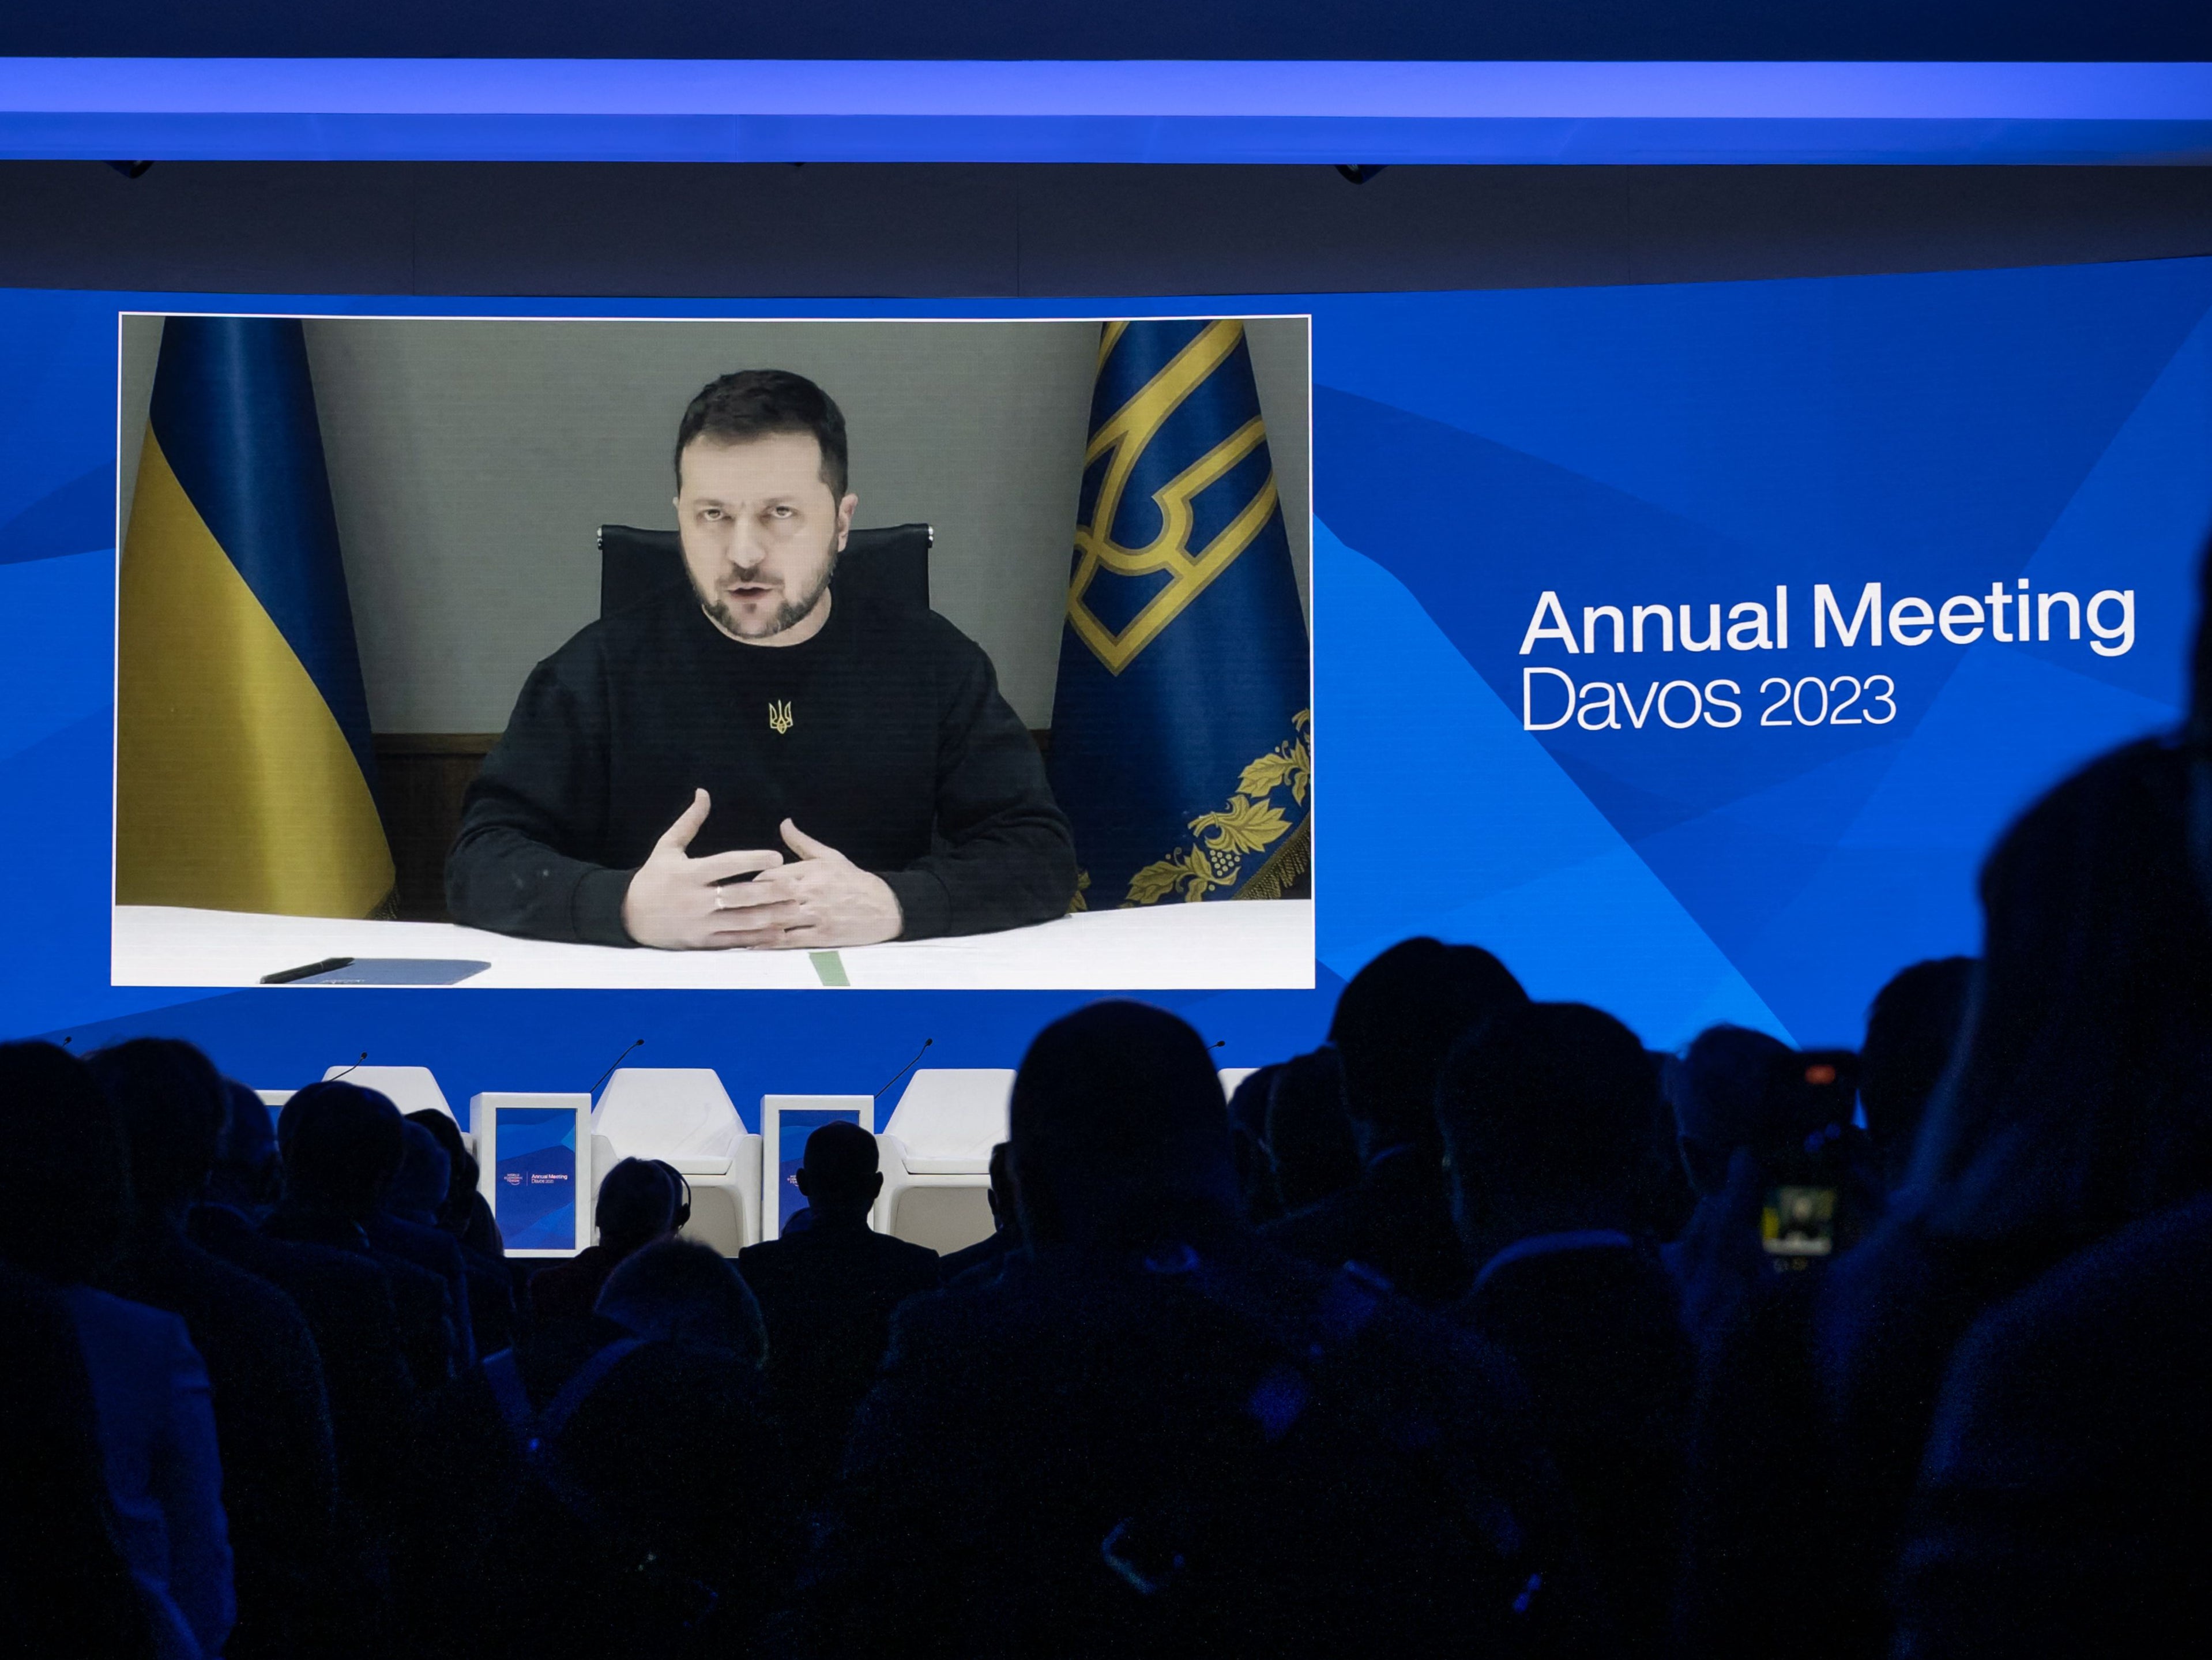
top-left (445, 586), bottom-right (1077, 945)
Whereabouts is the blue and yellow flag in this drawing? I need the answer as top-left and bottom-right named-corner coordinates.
top-left (1049, 320), bottom-right (1311, 908)
top-left (116, 316), bottom-right (393, 918)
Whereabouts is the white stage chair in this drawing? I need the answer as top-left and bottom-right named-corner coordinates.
top-left (590, 1068), bottom-right (763, 1255)
top-left (872, 1069), bottom-right (1012, 1255)
top-left (322, 1064), bottom-right (472, 1153)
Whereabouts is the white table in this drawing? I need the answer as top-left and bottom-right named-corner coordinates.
top-left (111, 899), bottom-right (1315, 991)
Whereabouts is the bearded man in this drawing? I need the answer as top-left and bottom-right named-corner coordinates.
top-left (446, 369), bottom-right (1075, 949)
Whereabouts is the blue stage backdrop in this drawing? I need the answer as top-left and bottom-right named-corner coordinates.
top-left (1, 259), bottom-right (2208, 1103)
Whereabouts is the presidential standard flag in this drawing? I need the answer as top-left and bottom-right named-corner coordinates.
top-left (116, 316), bottom-right (394, 917)
top-left (1048, 320), bottom-right (1311, 908)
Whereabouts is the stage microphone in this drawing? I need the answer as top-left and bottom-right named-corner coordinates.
top-left (875, 1038), bottom-right (934, 1100)
top-left (329, 1051), bottom-right (367, 1080)
top-left (588, 1038), bottom-right (646, 1098)
top-left (1208, 1040), bottom-right (1225, 1051)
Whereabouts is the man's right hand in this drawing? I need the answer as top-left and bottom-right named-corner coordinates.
top-left (620, 789), bottom-right (787, 949)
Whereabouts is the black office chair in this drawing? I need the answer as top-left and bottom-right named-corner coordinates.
top-left (597, 522), bottom-right (933, 618)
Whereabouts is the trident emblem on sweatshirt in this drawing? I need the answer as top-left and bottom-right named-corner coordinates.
top-left (768, 699), bottom-right (793, 735)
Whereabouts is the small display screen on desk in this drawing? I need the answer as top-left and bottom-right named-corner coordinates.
top-left (492, 1106), bottom-right (580, 1252)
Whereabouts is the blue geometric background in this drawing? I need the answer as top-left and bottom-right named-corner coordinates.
top-left (1312, 260), bottom-right (2212, 1045)
top-left (2, 262), bottom-right (2207, 1105)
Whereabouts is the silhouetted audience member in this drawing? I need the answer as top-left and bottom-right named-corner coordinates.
top-left (596, 1235), bottom-right (769, 1361)
top-left (1672, 1036), bottom-right (1887, 1660)
top-left (341, 1101), bottom-right (481, 1371)
top-left (779, 1001), bottom-right (1586, 1659)
top-left (188, 1181), bottom-right (415, 1557)
top-left (413, 1241), bottom-right (785, 1660)
top-left (1662, 1027), bottom-right (1879, 1340)
top-left (1664, 730), bottom-right (2212, 1660)
top-left (206, 1081), bottom-right (281, 1218)
top-left (739, 1122), bottom-right (939, 1497)
top-left (385, 1119), bottom-right (449, 1226)
top-left (0, 1260), bottom-right (157, 1660)
top-left (0, 1041), bottom-right (233, 1660)
top-left (1438, 1002), bottom-right (1695, 1656)
top-left (1265, 937), bottom-right (1528, 1306)
top-left (1664, 1023), bottom-right (1794, 1202)
top-left (1857, 956), bottom-right (1975, 1192)
top-left (1225, 1062), bottom-right (1285, 1222)
top-left (936, 1140), bottom-right (1023, 1285)
top-left (1894, 1191), bottom-right (2212, 1658)
top-left (389, 1118), bottom-right (514, 1358)
top-left (267, 1079), bottom-right (462, 1391)
top-left (1803, 735), bottom-right (2212, 1660)
top-left (1262, 1046), bottom-right (1359, 1214)
top-left (88, 1037), bottom-right (347, 1660)
top-left (532, 1156), bottom-right (680, 1323)
top-left (405, 1107), bottom-right (507, 1260)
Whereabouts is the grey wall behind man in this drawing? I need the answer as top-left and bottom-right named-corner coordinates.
top-left (117, 313), bottom-right (1311, 733)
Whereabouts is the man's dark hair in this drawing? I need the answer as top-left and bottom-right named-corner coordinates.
top-left (800, 1120), bottom-right (881, 1211)
top-left (675, 369), bottom-right (849, 499)
top-left (0, 1042), bottom-right (133, 1283)
top-left (84, 1037), bottom-right (229, 1211)
top-left (1860, 957), bottom-right (1975, 1188)
top-left (596, 1156), bottom-right (679, 1248)
top-left (596, 1237), bottom-right (767, 1365)
top-left (279, 1080), bottom-right (405, 1218)
top-left (1436, 1002), bottom-right (1656, 1210)
top-left (1329, 937), bottom-right (1528, 1142)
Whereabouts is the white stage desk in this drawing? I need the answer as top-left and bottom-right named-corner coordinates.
top-left (111, 899), bottom-right (1315, 992)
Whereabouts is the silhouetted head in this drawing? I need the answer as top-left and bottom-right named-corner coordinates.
top-left (208, 1080), bottom-right (280, 1213)
top-left (386, 1121), bottom-right (450, 1225)
top-left (1436, 1003), bottom-right (1655, 1249)
top-left (795, 1120), bottom-right (881, 1217)
top-left (1913, 739), bottom-right (2212, 1245)
top-left (404, 1109), bottom-right (480, 1226)
top-left (0, 1042), bottom-right (131, 1284)
top-left (596, 1157), bottom-right (680, 1253)
top-left (1860, 957), bottom-right (1976, 1190)
top-left (1225, 1064), bottom-right (1285, 1222)
top-left (984, 1140), bottom-right (1019, 1233)
top-left (1011, 1000), bottom-right (1237, 1249)
top-left (596, 1237), bottom-right (766, 1365)
top-left (278, 1080), bottom-right (405, 1219)
top-left (1265, 1046), bottom-right (1360, 1214)
top-left (84, 1037), bottom-right (228, 1220)
top-left (1329, 938), bottom-right (1527, 1151)
top-left (1666, 1024), bottom-right (1794, 1198)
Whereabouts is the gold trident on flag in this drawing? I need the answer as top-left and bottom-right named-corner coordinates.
top-left (1066, 320), bottom-right (1282, 676)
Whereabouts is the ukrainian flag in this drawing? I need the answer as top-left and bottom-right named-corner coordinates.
top-left (116, 317), bottom-right (393, 918)
top-left (1048, 320), bottom-right (1311, 908)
